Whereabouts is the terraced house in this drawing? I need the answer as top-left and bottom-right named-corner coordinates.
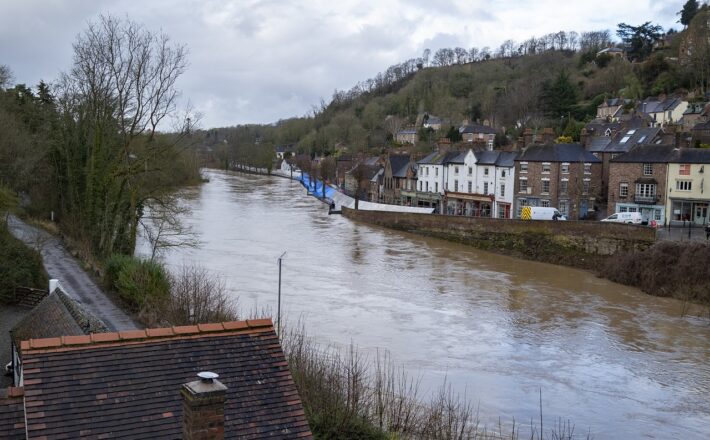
top-left (514, 144), bottom-right (602, 220)
top-left (665, 148), bottom-right (710, 226)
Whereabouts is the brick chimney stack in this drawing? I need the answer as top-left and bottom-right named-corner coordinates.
top-left (523, 128), bottom-right (533, 148)
top-left (181, 372), bottom-right (228, 440)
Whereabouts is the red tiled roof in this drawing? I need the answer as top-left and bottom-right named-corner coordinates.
top-left (20, 319), bottom-right (313, 439)
top-left (0, 387), bottom-right (25, 440)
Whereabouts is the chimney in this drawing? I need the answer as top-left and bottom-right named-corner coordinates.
top-left (181, 372), bottom-right (228, 440)
top-left (541, 127), bottom-right (555, 144)
top-left (580, 128), bottom-right (589, 147)
top-left (523, 128), bottom-right (533, 148)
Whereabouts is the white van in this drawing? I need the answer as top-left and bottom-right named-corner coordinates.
top-left (600, 212), bottom-right (643, 224)
top-left (520, 206), bottom-right (566, 221)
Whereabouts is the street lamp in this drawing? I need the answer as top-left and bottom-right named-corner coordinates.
top-left (277, 251), bottom-right (286, 338)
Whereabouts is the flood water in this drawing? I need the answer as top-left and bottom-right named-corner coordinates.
top-left (136, 169), bottom-right (710, 439)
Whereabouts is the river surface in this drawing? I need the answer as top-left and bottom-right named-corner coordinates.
top-left (136, 169), bottom-right (710, 439)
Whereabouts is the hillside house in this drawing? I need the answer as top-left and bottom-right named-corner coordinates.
top-left (395, 128), bottom-right (418, 144)
top-left (638, 97), bottom-right (689, 127)
top-left (596, 98), bottom-right (630, 121)
top-left (514, 144), bottom-right (602, 220)
top-left (459, 123), bottom-right (496, 150)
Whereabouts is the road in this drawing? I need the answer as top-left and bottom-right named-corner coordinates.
top-left (8, 216), bottom-right (140, 331)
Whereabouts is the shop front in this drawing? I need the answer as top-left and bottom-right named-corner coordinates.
top-left (669, 199), bottom-right (709, 225)
top-left (445, 192), bottom-right (494, 217)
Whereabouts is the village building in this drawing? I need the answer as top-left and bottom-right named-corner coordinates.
top-left (382, 154), bottom-right (416, 204)
top-left (459, 123), bottom-right (496, 150)
top-left (680, 102), bottom-right (709, 131)
top-left (422, 115), bottom-right (444, 131)
top-left (395, 128), bottom-right (418, 144)
top-left (596, 98), bottom-right (630, 121)
top-left (274, 144), bottom-right (295, 159)
top-left (665, 148), bottom-right (710, 226)
top-left (608, 144), bottom-right (674, 224)
top-left (514, 144), bottom-right (602, 220)
top-left (692, 120), bottom-right (710, 147)
top-left (638, 96), bottom-right (689, 127)
top-left (413, 151), bottom-right (458, 213)
top-left (596, 46), bottom-right (626, 59)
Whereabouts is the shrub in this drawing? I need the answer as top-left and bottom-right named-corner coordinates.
top-left (165, 265), bottom-right (237, 325)
top-left (103, 254), bottom-right (170, 312)
top-left (0, 226), bottom-right (48, 302)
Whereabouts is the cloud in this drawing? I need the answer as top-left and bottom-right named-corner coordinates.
top-left (0, 0), bottom-right (684, 127)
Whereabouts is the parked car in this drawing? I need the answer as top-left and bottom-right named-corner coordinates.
top-left (520, 206), bottom-right (566, 221)
top-left (600, 212), bottom-right (643, 224)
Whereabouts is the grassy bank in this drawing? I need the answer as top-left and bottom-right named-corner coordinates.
top-left (602, 241), bottom-right (710, 306)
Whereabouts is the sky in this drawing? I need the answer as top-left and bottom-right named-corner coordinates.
top-left (0, 0), bottom-right (683, 128)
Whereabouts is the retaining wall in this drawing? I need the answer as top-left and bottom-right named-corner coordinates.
top-left (342, 208), bottom-right (656, 270)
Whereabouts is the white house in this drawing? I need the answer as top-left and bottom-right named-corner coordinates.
top-left (639, 97), bottom-right (689, 127)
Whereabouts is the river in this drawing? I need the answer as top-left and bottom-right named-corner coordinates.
top-left (136, 169), bottom-right (710, 439)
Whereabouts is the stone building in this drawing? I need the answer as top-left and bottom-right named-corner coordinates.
top-left (514, 144), bottom-right (602, 220)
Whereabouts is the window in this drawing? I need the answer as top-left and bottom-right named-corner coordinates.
top-left (468, 167), bottom-right (473, 176)
top-left (484, 182), bottom-right (489, 194)
top-left (628, 206), bottom-right (637, 212)
top-left (676, 180), bottom-right (692, 191)
top-left (517, 199), bottom-right (528, 217)
top-left (419, 181), bottom-right (422, 191)
top-left (643, 163), bottom-right (653, 176)
top-left (584, 163), bottom-right (592, 174)
top-left (679, 164), bottom-right (691, 175)
top-left (542, 163), bottom-right (551, 173)
top-left (519, 178), bottom-right (528, 192)
top-left (619, 182), bottom-right (629, 198)
top-left (454, 180), bottom-right (459, 192)
top-left (426, 167), bottom-right (429, 176)
top-left (520, 162), bottom-right (528, 173)
top-left (501, 169), bottom-right (506, 178)
top-left (560, 180), bottom-right (568, 194)
top-left (455, 166), bottom-right (459, 175)
top-left (619, 206), bottom-right (628, 213)
top-left (636, 183), bottom-right (656, 198)
top-left (583, 180), bottom-right (590, 194)
top-left (435, 182), bottom-right (438, 193)
top-left (484, 168), bottom-right (489, 176)
top-left (654, 209), bottom-right (662, 221)
top-left (435, 167), bottom-right (438, 177)
top-left (541, 200), bottom-right (550, 207)
top-left (468, 181), bottom-right (472, 193)
top-left (561, 163), bottom-right (569, 174)
top-left (542, 180), bottom-right (550, 194)
top-left (500, 184), bottom-right (505, 197)
top-left (426, 182), bottom-right (429, 192)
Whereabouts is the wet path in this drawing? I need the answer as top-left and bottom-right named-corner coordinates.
top-left (9, 216), bottom-right (140, 331)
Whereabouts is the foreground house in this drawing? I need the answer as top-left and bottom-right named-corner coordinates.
top-left (413, 150), bottom-right (459, 213)
top-left (382, 154), bottom-right (416, 205)
top-left (514, 144), bottom-right (602, 220)
top-left (2, 318), bottom-right (312, 439)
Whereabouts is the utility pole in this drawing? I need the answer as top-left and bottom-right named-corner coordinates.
top-left (277, 251), bottom-right (286, 339)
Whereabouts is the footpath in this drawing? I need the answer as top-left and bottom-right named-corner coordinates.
top-left (7, 216), bottom-right (140, 331)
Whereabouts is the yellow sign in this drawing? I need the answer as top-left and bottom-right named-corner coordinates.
top-left (521, 206), bottom-right (532, 220)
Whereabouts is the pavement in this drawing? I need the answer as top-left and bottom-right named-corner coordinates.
top-left (7, 216), bottom-right (140, 331)
top-left (656, 225), bottom-right (710, 243)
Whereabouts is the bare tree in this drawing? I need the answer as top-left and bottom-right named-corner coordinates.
top-left (139, 194), bottom-right (199, 262)
top-left (166, 265), bottom-right (237, 325)
top-left (384, 115), bottom-right (405, 142)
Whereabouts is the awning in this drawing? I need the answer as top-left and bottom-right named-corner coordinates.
top-left (445, 192), bottom-right (494, 202)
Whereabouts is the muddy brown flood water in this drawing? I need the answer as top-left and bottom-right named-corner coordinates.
top-left (136, 169), bottom-right (710, 439)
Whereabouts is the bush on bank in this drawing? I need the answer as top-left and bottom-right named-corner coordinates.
top-left (103, 254), bottom-right (171, 312)
top-left (0, 224), bottom-right (48, 302)
top-left (602, 241), bottom-right (710, 305)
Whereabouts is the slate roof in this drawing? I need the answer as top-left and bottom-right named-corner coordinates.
top-left (397, 128), bottom-right (418, 135)
top-left (609, 144), bottom-right (676, 163)
top-left (495, 151), bottom-right (518, 167)
top-left (639, 97), bottom-right (685, 114)
top-left (604, 127), bottom-right (662, 153)
top-left (11, 290), bottom-right (108, 348)
top-left (417, 151), bottom-right (460, 165)
top-left (587, 136), bottom-right (612, 153)
top-left (669, 148), bottom-right (710, 164)
top-left (275, 145), bottom-right (295, 153)
top-left (0, 388), bottom-right (25, 440)
top-left (584, 120), bottom-right (622, 135)
top-left (389, 155), bottom-right (412, 178)
top-left (693, 120), bottom-right (710, 130)
top-left (517, 144), bottom-right (601, 163)
top-left (460, 123), bottom-right (496, 135)
top-left (19, 319), bottom-right (312, 439)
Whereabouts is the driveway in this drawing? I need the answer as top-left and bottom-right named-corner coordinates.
top-left (7, 216), bottom-right (140, 331)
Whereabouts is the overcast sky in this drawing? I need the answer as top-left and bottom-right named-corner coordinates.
top-left (0, 0), bottom-right (683, 128)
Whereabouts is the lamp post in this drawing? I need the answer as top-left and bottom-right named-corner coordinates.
top-left (277, 251), bottom-right (286, 339)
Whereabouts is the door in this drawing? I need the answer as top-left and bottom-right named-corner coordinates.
top-left (579, 200), bottom-right (588, 219)
top-left (695, 203), bottom-right (708, 225)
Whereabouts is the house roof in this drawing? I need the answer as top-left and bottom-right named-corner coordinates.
top-left (417, 151), bottom-right (459, 165)
top-left (275, 145), bottom-right (295, 153)
top-left (603, 127), bottom-right (663, 153)
top-left (669, 148), bottom-right (710, 164)
top-left (474, 150), bottom-right (499, 165)
top-left (495, 151), bottom-right (518, 167)
top-left (609, 144), bottom-right (677, 163)
top-left (693, 120), bottom-right (710, 131)
top-left (11, 290), bottom-right (108, 348)
top-left (584, 120), bottom-right (622, 135)
top-left (18, 319), bottom-right (312, 439)
top-left (597, 47), bottom-right (624, 55)
top-left (587, 136), bottom-right (612, 153)
top-left (397, 128), bottom-right (418, 135)
top-left (517, 144), bottom-right (601, 163)
top-left (0, 387), bottom-right (25, 440)
top-left (389, 155), bottom-right (412, 178)
top-left (639, 97), bottom-right (685, 114)
top-left (459, 123), bottom-right (496, 135)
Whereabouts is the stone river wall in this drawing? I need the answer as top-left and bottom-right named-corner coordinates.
top-left (342, 208), bottom-right (656, 270)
